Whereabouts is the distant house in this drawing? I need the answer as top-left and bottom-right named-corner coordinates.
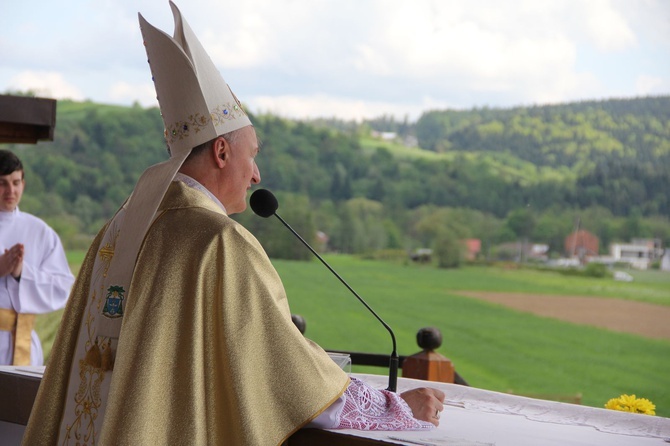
top-left (402, 135), bottom-right (419, 148)
top-left (529, 244), bottom-right (549, 260)
top-left (463, 239), bottom-right (481, 261)
top-left (564, 230), bottom-right (599, 262)
top-left (609, 238), bottom-right (664, 270)
top-left (316, 230), bottom-right (329, 252)
top-left (410, 248), bottom-right (433, 263)
top-left (493, 241), bottom-right (548, 262)
top-left (370, 130), bottom-right (398, 141)
top-left (662, 251), bottom-right (670, 272)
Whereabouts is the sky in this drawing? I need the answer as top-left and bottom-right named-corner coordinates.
top-left (2, 0), bottom-right (669, 122)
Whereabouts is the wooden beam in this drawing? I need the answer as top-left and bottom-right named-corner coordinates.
top-left (0, 95), bottom-right (57, 144)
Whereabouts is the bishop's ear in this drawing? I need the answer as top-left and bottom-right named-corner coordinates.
top-left (213, 136), bottom-right (229, 168)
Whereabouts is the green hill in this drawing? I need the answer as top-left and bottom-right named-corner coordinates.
top-left (4, 96), bottom-right (669, 258)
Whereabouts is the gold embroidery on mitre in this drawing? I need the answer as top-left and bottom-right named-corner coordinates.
top-left (210, 102), bottom-right (247, 125)
top-left (165, 102), bottom-right (248, 143)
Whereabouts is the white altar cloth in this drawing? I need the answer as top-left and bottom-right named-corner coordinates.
top-left (1, 367), bottom-right (668, 445)
top-left (336, 373), bottom-right (670, 445)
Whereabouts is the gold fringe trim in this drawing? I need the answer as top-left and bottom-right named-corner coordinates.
top-left (84, 337), bottom-right (116, 371)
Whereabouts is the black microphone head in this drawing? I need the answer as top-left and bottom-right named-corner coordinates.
top-left (250, 188), bottom-right (279, 218)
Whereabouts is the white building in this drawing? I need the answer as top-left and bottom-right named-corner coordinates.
top-left (609, 238), bottom-right (664, 270)
top-left (662, 251), bottom-right (670, 272)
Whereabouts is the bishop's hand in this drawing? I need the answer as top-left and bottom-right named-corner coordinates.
top-left (400, 387), bottom-right (446, 426)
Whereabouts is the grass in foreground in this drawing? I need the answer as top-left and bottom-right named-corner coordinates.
top-left (275, 256), bottom-right (670, 416)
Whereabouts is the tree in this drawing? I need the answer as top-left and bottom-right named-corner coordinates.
top-left (620, 210), bottom-right (643, 242)
top-left (506, 208), bottom-right (536, 239)
top-left (7, 95), bottom-right (670, 258)
top-left (505, 208), bottom-right (536, 262)
top-left (433, 230), bottom-right (461, 268)
top-left (239, 193), bottom-right (316, 260)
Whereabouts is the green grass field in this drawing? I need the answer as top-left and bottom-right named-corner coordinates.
top-left (37, 252), bottom-right (670, 417)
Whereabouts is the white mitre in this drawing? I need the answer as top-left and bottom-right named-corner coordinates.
top-left (141, 0), bottom-right (252, 156)
top-left (98, 1), bottom-right (251, 338)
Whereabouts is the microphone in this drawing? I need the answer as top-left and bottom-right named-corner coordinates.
top-left (250, 188), bottom-right (399, 392)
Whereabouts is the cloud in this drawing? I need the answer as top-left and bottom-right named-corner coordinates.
top-left (6, 71), bottom-right (84, 100)
top-left (635, 75), bottom-right (668, 96)
top-left (580, 0), bottom-right (637, 51)
top-left (165, 0), bottom-right (668, 117)
top-left (340, 1), bottom-right (590, 109)
top-left (611, 0), bottom-right (670, 48)
top-left (200, 13), bottom-right (277, 70)
top-left (248, 93), bottom-right (449, 122)
top-left (1, 0), bottom-right (666, 121)
top-left (108, 81), bottom-right (159, 107)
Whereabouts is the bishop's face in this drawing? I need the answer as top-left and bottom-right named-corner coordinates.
top-left (0, 170), bottom-right (24, 212)
top-left (218, 126), bottom-right (261, 215)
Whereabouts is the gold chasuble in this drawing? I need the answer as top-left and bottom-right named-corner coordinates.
top-left (23, 181), bottom-right (349, 445)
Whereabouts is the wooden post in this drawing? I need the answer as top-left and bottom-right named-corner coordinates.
top-left (402, 327), bottom-right (454, 383)
top-left (291, 314), bottom-right (307, 334)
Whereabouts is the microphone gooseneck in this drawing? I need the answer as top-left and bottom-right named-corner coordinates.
top-left (250, 188), bottom-right (399, 392)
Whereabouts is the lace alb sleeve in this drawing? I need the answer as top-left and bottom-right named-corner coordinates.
top-left (332, 377), bottom-right (435, 431)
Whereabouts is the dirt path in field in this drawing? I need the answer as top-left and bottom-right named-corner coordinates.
top-left (456, 291), bottom-right (670, 341)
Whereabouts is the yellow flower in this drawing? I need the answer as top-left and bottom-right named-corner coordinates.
top-left (605, 394), bottom-right (656, 416)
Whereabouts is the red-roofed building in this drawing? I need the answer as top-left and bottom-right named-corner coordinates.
top-left (564, 230), bottom-right (599, 262)
top-left (463, 239), bottom-right (482, 261)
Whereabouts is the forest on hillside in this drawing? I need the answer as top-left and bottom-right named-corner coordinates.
top-left (4, 95), bottom-right (670, 264)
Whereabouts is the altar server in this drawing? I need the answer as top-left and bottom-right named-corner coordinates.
top-left (0, 149), bottom-right (74, 366)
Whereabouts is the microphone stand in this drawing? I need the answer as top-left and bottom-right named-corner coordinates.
top-left (271, 212), bottom-right (399, 392)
